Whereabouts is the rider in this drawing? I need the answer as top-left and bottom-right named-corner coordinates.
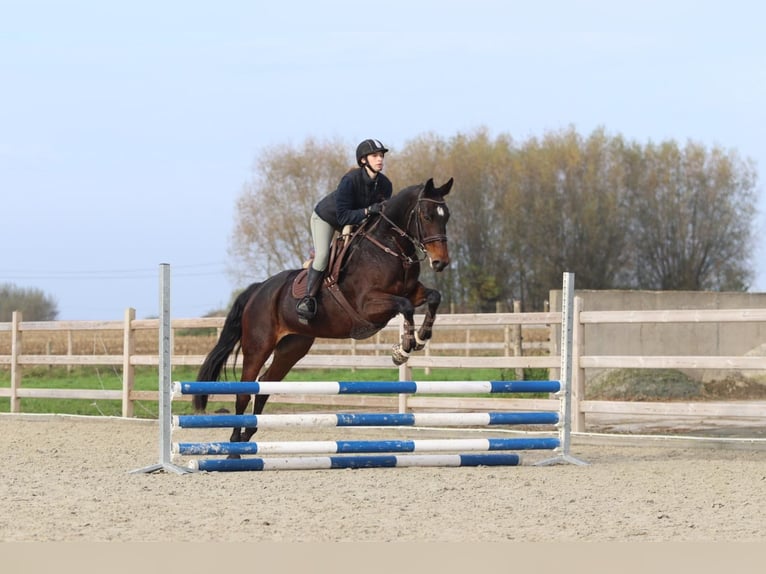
top-left (296, 138), bottom-right (393, 321)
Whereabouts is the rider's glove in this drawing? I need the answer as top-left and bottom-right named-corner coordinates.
top-left (367, 203), bottom-right (383, 216)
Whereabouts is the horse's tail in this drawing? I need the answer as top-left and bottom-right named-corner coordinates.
top-left (192, 281), bottom-right (261, 412)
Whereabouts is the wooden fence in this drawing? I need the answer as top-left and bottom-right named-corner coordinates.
top-left (2, 303), bottom-right (766, 433)
top-left (0, 309), bottom-right (550, 417)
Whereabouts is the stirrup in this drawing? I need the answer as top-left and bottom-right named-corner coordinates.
top-left (296, 296), bottom-right (317, 321)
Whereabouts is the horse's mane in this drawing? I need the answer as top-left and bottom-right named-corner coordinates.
top-left (392, 182), bottom-right (424, 202)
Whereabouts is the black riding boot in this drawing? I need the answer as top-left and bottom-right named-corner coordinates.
top-left (296, 266), bottom-right (322, 321)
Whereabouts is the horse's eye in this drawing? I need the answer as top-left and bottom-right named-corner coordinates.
top-left (422, 213), bottom-right (432, 222)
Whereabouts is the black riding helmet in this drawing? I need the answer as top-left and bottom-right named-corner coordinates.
top-left (356, 138), bottom-right (389, 167)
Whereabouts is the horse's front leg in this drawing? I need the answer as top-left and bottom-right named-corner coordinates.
top-left (413, 287), bottom-right (441, 351)
top-left (391, 299), bottom-right (417, 366)
top-left (392, 313), bottom-right (415, 366)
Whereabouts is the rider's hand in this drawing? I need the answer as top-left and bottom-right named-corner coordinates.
top-left (366, 203), bottom-right (383, 216)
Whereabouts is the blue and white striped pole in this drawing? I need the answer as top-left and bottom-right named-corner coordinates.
top-left (190, 452), bottom-right (521, 472)
top-left (175, 436), bottom-right (560, 456)
top-left (173, 380), bottom-right (561, 397)
top-left (174, 411), bottom-right (559, 430)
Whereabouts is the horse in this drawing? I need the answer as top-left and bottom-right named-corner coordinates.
top-left (193, 177), bottom-right (454, 446)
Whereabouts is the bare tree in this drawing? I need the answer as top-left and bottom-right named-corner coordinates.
top-left (505, 128), bottom-right (629, 308)
top-left (227, 130), bottom-right (759, 311)
top-left (228, 137), bottom-right (351, 284)
top-left (392, 129), bottom-right (517, 311)
top-left (626, 140), bottom-right (756, 290)
top-left (0, 283), bottom-right (59, 321)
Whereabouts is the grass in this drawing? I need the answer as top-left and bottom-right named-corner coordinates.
top-left (0, 365), bottom-right (551, 418)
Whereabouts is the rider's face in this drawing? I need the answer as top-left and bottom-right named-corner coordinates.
top-left (364, 152), bottom-right (385, 173)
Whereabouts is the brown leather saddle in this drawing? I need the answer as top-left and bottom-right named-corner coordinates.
top-left (291, 224), bottom-right (359, 299)
top-left (291, 219), bottom-right (384, 338)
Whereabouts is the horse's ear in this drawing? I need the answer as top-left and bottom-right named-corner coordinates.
top-left (424, 178), bottom-right (435, 193)
top-left (440, 177), bottom-right (454, 196)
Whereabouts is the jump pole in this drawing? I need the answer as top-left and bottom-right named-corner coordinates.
top-left (189, 453), bottom-right (522, 472)
top-left (134, 267), bottom-right (585, 472)
top-left (129, 263), bottom-right (192, 474)
top-left (537, 271), bottom-right (587, 466)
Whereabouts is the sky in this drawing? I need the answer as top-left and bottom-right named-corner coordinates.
top-left (2, 0), bottom-right (765, 320)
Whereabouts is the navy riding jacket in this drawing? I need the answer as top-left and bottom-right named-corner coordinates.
top-left (314, 167), bottom-right (393, 229)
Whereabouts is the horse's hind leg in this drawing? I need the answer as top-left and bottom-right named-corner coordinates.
top-left (193, 394), bottom-right (208, 413)
top-left (238, 334), bottom-right (315, 443)
top-left (222, 392), bottom-right (269, 460)
top-left (229, 345), bottom-right (273, 446)
top-left (236, 393), bottom-right (269, 446)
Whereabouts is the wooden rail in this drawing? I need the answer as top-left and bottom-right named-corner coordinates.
top-left (0, 311), bottom-right (550, 417)
top-left (2, 303), bottom-right (766, 434)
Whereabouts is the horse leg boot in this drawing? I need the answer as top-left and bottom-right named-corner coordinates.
top-left (296, 266), bottom-right (322, 322)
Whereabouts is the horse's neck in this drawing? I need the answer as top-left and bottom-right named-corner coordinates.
top-left (378, 195), bottom-right (418, 244)
top-left (329, 192), bottom-right (420, 278)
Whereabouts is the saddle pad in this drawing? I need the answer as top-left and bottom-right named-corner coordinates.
top-left (291, 268), bottom-right (309, 299)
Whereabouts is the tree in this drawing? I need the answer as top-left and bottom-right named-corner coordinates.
top-left (512, 127), bottom-right (631, 308)
top-left (390, 128), bottom-right (518, 311)
top-left (626, 140), bottom-right (756, 290)
top-left (228, 137), bottom-right (351, 284)
top-left (227, 129), bottom-right (759, 311)
top-left (0, 283), bottom-right (59, 321)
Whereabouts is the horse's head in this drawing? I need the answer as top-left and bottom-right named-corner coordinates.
top-left (412, 177), bottom-right (453, 272)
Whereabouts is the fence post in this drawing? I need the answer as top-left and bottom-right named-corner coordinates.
top-left (10, 311), bottom-right (22, 413)
top-left (571, 296), bottom-right (585, 432)
top-left (122, 307), bottom-right (136, 418)
top-left (464, 329), bottom-right (470, 356)
top-left (67, 330), bottom-right (73, 374)
top-left (512, 300), bottom-right (523, 380)
top-left (46, 340), bottom-right (52, 372)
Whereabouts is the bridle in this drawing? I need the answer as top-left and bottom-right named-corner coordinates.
top-left (364, 190), bottom-right (448, 266)
top-left (408, 195), bottom-right (449, 246)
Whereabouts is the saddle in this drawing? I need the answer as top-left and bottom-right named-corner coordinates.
top-left (291, 224), bottom-right (361, 300)
top-left (291, 221), bottom-right (379, 338)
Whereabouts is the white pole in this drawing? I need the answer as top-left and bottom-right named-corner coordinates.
top-left (130, 263), bottom-right (191, 474)
top-left (536, 272), bottom-right (588, 466)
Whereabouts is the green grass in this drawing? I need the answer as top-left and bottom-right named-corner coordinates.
top-left (0, 365), bottom-right (551, 418)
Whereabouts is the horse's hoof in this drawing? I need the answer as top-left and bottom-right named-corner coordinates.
top-left (391, 344), bottom-right (410, 365)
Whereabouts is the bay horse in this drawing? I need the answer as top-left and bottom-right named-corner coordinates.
top-left (194, 177), bottom-right (453, 445)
